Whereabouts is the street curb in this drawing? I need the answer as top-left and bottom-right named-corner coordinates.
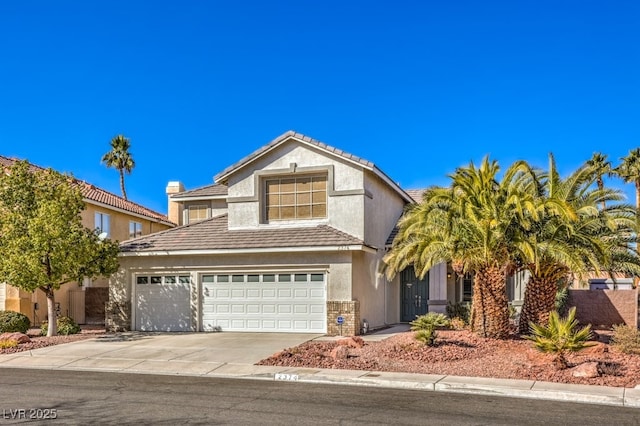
top-left (2, 360), bottom-right (639, 408)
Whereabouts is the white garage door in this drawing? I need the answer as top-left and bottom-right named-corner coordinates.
top-left (201, 272), bottom-right (326, 333)
top-left (135, 275), bottom-right (191, 332)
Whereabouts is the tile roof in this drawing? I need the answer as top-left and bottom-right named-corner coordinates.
top-left (405, 189), bottom-right (426, 203)
top-left (215, 131), bottom-right (375, 182)
top-left (120, 214), bottom-right (370, 253)
top-left (0, 155), bottom-right (174, 227)
top-left (170, 183), bottom-right (228, 199)
top-left (385, 188), bottom-right (425, 246)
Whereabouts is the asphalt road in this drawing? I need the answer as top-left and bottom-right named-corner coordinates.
top-left (0, 369), bottom-right (638, 425)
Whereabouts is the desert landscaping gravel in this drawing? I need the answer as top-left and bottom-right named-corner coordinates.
top-left (258, 329), bottom-right (640, 388)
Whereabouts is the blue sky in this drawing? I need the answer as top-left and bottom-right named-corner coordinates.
top-left (1, 1), bottom-right (638, 214)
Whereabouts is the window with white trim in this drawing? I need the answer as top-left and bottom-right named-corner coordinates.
top-left (95, 212), bottom-right (110, 237)
top-left (129, 221), bottom-right (142, 239)
top-left (264, 174), bottom-right (327, 221)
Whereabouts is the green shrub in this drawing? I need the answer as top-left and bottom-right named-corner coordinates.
top-left (410, 313), bottom-right (450, 346)
top-left (610, 324), bottom-right (640, 355)
top-left (41, 316), bottom-right (81, 336)
top-left (525, 307), bottom-right (594, 369)
top-left (0, 339), bottom-right (19, 349)
top-left (446, 302), bottom-right (470, 324)
top-left (0, 310), bottom-right (31, 334)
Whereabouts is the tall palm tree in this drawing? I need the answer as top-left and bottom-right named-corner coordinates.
top-left (385, 157), bottom-right (537, 339)
top-left (586, 152), bottom-right (612, 210)
top-left (101, 135), bottom-right (135, 200)
top-left (517, 154), bottom-right (640, 334)
top-left (616, 148), bottom-right (640, 221)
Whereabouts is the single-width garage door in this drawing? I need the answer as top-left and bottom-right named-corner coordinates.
top-left (201, 272), bottom-right (326, 332)
top-left (135, 275), bottom-right (191, 331)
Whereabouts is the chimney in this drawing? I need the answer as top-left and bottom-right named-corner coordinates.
top-left (166, 181), bottom-right (185, 226)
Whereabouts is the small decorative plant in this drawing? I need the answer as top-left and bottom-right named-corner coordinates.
top-left (449, 317), bottom-right (467, 331)
top-left (0, 310), bottom-right (31, 334)
top-left (0, 339), bottom-right (19, 349)
top-left (610, 324), bottom-right (640, 355)
top-left (41, 316), bottom-right (81, 336)
top-left (410, 313), bottom-right (450, 346)
top-left (446, 302), bottom-right (470, 324)
top-left (525, 307), bottom-right (594, 369)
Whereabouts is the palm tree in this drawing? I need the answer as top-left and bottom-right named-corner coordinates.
top-left (517, 154), bottom-right (640, 334)
top-left (101, 135), bottom-right (135, 200)
top-left (616, 148), bottom-right (640, 222)
top-left (385, 157), bottom-right (537, 339)
top-left (586, 152), bottom-right (612, 209)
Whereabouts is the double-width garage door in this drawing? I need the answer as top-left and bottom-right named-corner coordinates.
top-left (201, 272), bottom-right (326, 333)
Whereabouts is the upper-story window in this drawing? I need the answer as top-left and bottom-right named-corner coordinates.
top-left (129, 221), bottom-right (142, 239)
top-left (188, 205), bottom-right (208, 223)
top-left (265, 174), bottom-right (327, 221)
top-left (95, 212), bottom-right (110, 238)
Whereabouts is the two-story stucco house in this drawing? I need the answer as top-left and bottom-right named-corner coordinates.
top-left (0, 155), bottom-right (175, 326)
top-left (110, 131), bottom-right (440, 334)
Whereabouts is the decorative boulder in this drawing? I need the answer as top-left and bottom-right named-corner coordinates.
top-left (0, 332), bottom-right (31, 344)
top-left (571, 362), bottom-right (599, 378)
top-left (330, 345), bottom-right (349, 360)
top-left (337, 336), bottom-right (365, 349)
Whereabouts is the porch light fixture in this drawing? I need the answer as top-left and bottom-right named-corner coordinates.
top-left (447, 272), bottom-right (452, 279)
top-left (405, 282), bottom-right (413, 289)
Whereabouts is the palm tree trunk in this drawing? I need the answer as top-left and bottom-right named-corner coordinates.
top-left (119, 170), bottom-right (127, 200)
top-left (518, 274), bottom-right (558, 334)
top-left (471, 265), bottom-right (510, 338)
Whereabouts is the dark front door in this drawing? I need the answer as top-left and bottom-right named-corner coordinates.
top-left (400, 268), bottom-right (429, 322)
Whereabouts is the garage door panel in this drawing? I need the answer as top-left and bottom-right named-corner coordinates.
top-left (136, 280), bottom-right (190, 332)
top-left (277, 289), bottom-right (292, 297)
top-left (201, 272), bottom-right (326, 333)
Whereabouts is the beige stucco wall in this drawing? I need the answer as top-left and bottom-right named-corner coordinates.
top-left (225, 139), bottom-right (367, 239)
top-left (83, 203), bottom-right (172, 242)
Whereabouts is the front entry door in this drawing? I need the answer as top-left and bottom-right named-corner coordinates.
top-left (400, 268), bottom-right (429, 322)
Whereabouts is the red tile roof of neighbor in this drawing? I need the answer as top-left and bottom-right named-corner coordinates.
top-left (0, 155), bottom-right (174, 227)
top-left (120, 214), bottom-right (371, 253)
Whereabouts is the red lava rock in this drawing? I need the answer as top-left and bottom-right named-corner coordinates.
top-left (0, 332), bottom-right (31, 344)
top-left (571, 362), bottom-right (600, 378)
top-left (258, 329), bottom-right (640, 388)
top-left (330, 345), bottom-right (349, 360)
top-left (337, 336), bottom-right (365, 349)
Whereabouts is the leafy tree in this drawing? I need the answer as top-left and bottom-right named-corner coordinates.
top-left (616, 148), bottom-right (640, 220)
top-left (101, 134), bottom-right (135, 200)
top-left (385, 157), bottom-right (537, 339)
top-left (0, 161), bottom-right (120, 336)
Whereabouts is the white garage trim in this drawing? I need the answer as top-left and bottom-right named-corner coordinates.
top-left (134, 274), bottom-right (192, 332)
top-left (200, 272), bottom-right (326, 333)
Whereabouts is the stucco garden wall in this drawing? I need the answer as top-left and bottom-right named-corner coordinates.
top-left (567, 288), bottom-right (638, 328)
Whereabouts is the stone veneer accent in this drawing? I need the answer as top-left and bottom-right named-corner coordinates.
top-left (568, 289), bottom-right (638, 328)
top-left (326, 300), bottom-right (360, 336)
top-left (105, 300), bottom-right (131, 332)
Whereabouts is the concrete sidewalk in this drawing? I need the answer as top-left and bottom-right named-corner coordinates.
top-left (1, 325), bottom-right (639, 408)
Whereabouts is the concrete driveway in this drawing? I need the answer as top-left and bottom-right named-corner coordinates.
top-left (0, 332), bottom-right (320, 375)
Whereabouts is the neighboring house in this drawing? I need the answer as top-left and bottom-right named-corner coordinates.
top-left (0, 155), bottom-right (175, 325)
top-left (111, 131), bottom-right (498, 335)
